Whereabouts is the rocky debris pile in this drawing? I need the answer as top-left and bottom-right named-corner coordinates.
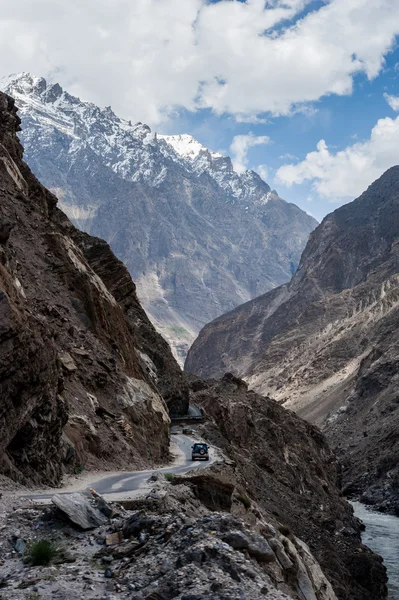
top-left (0, 476), bottom-right (340, 600)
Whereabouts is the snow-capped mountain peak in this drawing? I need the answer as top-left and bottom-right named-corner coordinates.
top-left (2, 72), bottom-right (277, 205)
top-left (1, 72), bottom-right (317, 363)
top-left (158, 133), bottom-right (223, 160)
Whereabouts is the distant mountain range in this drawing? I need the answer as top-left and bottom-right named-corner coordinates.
top-left (2, 72), bottom-right (317, 363)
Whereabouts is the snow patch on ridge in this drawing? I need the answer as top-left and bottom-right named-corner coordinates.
top-left (159, 133), bottom-right (223, 160)
top-left (2, 72), bottom-right (277, 205)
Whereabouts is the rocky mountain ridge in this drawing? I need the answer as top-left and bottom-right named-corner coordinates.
top-left (1, 72), bottom-right (317, 363)
top-left (186, 167), bottom-right (399, 514)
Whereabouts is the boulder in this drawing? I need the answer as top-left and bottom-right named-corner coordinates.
top-left (246, 534), bottom-right (275, 563)
top-left (122, 512), bottom-right (161, 539)
top-left (58, 352), bottom-right (77, 373)
top-left (269, 537), bottom-right (294, 570)
top-left (223, 530), bottom-right (249, 550)
top-left (14, 538), bottom-right (26, 554)
top-left (52, 493), bottom-right (108, 530)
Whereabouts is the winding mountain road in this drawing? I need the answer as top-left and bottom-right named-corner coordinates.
top-left (29, 435), bottom-right (216, 501)
top-left (90, 435), bottom-right (214, 497)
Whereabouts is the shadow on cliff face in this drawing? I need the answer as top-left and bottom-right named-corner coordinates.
top-left (0, 91), bottom-right (188, 486)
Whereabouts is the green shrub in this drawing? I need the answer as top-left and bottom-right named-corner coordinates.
top-left (164, 472), bottom-right (174, 482)
top-left (28, 540), bottom-right (58, 566)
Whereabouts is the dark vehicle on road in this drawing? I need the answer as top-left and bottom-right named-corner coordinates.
top-left (191, 443), bottom-right (209, 461)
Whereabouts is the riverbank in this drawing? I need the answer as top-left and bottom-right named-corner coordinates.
top-left (352, 502), bottom-right (399, 599)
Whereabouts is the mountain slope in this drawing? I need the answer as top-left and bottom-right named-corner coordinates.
top-left (186, 167), bottom-right (399, 512)
top-left (1, 72), bottom-right (317, 363)
top-left (0, 90), bottom-right (191, 485)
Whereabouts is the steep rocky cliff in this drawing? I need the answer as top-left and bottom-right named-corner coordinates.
top-left (0, 90), bottom-right (188, 485)
top-left (187, 374), bottom-right (387, 600)
top-left (2, 73), bottom-right (317, 363)
top-left (186, 168), bottom-right (399, 513)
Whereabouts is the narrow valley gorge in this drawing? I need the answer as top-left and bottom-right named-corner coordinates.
top-left (0, 88), bottom-right (390, 600)
top-left (3, 0), bottom-right (399, 597)
top-left (0, 73), bottom-right (317, 364)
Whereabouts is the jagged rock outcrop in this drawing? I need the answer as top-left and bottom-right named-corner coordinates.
top-left (187, 374), bottom-right (387, 600)
top-left (0, 90), bottom-right (186, 485)
top-left (0, 480), bottom-right (359, 600)
top-left (186, 168), bottom-right (399, 514)
top-left (2, 73), bottom-right (317, 363)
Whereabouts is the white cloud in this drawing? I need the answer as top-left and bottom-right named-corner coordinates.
top-left (276, 114), bottom-right (399, 199)
top-left (384, 93), bottom-right (399, 111)
top-left (256, 164), bottom-right (270, 182)
top-left (235, 115), bottom-right (269, 125)
top-left (230, 133), bottom-right (271, 174)
top-left (0, 0), bottom-right (398, 125)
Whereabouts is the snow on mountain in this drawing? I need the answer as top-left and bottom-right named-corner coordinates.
top-left (3, 72), bottom-right (277, 206)
top-left (159, 133), bottom-right (223, 160)
top-left (2, 73), bottom-right (317, 363)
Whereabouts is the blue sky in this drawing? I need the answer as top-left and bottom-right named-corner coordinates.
top-left (164, 41), bottom-right (399, 222)
top-left (1, 0), bottom-right (399, 221)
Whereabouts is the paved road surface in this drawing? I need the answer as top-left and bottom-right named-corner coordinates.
top-left (29, 435), bottom-right (214, 500)
top-left (91, 435), bottom-right (212, 496)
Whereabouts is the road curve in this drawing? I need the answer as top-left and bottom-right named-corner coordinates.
top-left (29, 434), bottom-right (215, 500)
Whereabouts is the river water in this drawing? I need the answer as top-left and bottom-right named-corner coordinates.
top-left (352, 502), bottom-right (399, 599)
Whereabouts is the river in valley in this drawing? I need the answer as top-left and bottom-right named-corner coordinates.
top-left (352, 502), bottom-right (399, 599)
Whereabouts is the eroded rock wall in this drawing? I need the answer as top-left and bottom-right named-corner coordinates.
top-left (0, 92), bottom-right (175, 485)
top-left (186, 168), bottom-right (399, 514)
top-left (189, 374), bottom-right (387, 600)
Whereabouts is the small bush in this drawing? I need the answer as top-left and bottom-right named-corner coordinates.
top-left (164, 472), bottom-right (174, 482)
top-left (28, 540), bottom-right (58, 566)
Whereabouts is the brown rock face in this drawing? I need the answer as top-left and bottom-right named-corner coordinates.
top-left (0, 92), bottom-right (176, 485)
top-left (75, 232), bottom-right (189, 416)
top-left (186, 168), bottom-right (399, 513)
top-left (189, 374), bottom-right (387, 600)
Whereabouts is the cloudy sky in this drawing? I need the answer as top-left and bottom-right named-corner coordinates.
top-left (1, 0), bottom-right (399, 220)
